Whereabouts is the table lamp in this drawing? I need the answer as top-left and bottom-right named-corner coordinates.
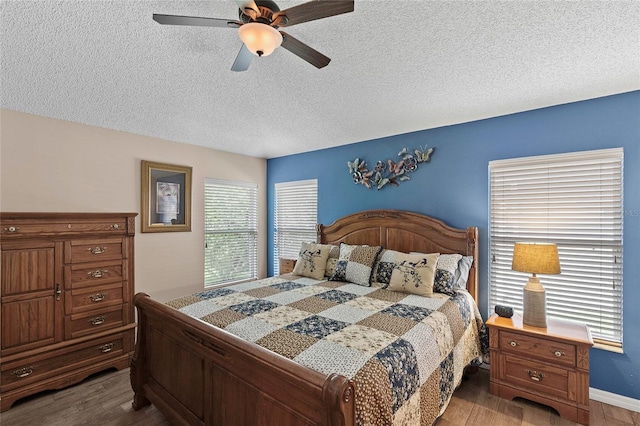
top-left (511, 242), bottom-right (561, 327)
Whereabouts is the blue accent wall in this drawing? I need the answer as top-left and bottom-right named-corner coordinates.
top-left (267, 91), bottom-right (640, 400)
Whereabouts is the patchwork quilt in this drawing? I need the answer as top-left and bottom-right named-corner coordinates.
top-left (167, 275), bottom-right (489, 426)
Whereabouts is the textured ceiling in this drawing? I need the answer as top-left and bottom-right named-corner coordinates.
top-left (1, 1), bottom-right (639, 159)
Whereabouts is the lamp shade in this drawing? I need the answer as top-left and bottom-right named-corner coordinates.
top-left (238, 22), bottom-right (282, 57)
top-left (512, 242), bottom-right (561, 275)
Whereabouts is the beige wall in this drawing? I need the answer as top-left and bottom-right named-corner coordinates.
top-left (0, 109), bottom-right (267, 301)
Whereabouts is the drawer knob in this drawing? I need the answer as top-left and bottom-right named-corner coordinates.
top-left (526, 369), bottom-right (545, 382)
top-left (87, 269), bottom-right (108, 278)
top-left (89, 293), bottom-right (106, 302)
top-left (553, 350), bottom-right (565, 357)
top-left (99, 343), bottom-right (115, 353)
top-left (14, 366), bottom-right (33, 378)
top-left (87, 246), bottom-right (107, 254)
top-left (509, 340), bottom-right (519, 347)
top-left (110, 224), bottom-right (119, 229)
top-left (3, 226), bottom-right (19, 232)
top-left (89, 316), bottom-right (106, 326)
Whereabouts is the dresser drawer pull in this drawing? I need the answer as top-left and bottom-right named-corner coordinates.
top-left (89, 293), bottom-right (106, 302)
top-left (526, 369), bottom-right (545, 382)
top-left (110, 224), bottom-right (119, 229)
top-left (13, 366), bottom-right (34, 378)
top-left (87, 269), bottom-right (108, 278)
top-left (553, 350), bottom-right (565, 357)
top-left (99, 343), bottom-right (115, 353)
top-left (509, 340), bottom-right (519, 347)
top-left (3, 226), bottom-right (19, 232)
top-left (87, 246), bottom-right (107, 254)
top-left (89, 316), bottom-right (106, 326)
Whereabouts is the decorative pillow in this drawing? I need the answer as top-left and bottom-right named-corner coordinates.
top-left (292, 242), bottom-right (331, 280)
top-left (371, 249), bottom-right (396, 288)
top-left (324, 245), bottom-right (341, 277)
top-left (454, 255), bottom-right (474, 289)
top-left (387, 253), bottom-right (440, 296)
top-left (329, 243), bottom-right (382, 286)
top-left (433, 253), bottom-right (463, 296)
top-left (325, 258), bottom-right (338, 277)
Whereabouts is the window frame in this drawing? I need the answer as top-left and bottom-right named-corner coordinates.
top-left (204, 178), bottom-right (258, 287)
top-left (274, 179), bottom-right (318, 275)
top-left (489, 148), bottom-right (624, 350)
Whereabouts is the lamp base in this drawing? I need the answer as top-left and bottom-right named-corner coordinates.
top-left (523, 277), bottom-right (547, 327)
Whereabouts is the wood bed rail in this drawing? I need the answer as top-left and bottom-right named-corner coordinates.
top-left (131, 293), bottom-right (356, 425)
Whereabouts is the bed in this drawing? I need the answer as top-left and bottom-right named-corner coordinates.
top-left (130, 209), bottom-right (486, 425)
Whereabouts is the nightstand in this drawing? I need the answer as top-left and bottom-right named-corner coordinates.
top-left (279, 257), bottom-right (297, 274)
top-left (486, 313), bottom-right (593, 425)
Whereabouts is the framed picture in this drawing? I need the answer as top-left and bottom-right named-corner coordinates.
top-left (141, 160), bottom-right (192, 233)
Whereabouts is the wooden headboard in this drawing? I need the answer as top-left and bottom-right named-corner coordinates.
top-left (317, 209), bottom-right (479, 302)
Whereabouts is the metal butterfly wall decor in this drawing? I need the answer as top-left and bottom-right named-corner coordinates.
top-left (347, 146), bottom-right (435, 190)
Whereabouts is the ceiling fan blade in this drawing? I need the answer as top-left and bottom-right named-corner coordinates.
top-left (273, 0), bottom-right (354, 27)
top-left (153, 14), bottom-right (241, 28)
top-left (231, 44), bottom-right (254, 72)
top-left (280, 31), bottom-right (330, 69)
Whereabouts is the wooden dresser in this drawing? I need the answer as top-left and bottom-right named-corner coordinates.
top-left (487, 313), bottom-right (593, 425)
top-left (0, 212), bottom-right (137, 411)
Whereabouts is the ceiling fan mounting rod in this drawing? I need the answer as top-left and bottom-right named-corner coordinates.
top-left (240, 1), bottom-right (281, 25)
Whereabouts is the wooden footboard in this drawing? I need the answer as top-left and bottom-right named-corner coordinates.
top-left (131, 293), bottom-right (356, 426)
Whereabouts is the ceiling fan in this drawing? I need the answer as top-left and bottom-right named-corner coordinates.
top-left (153, 0), bottom-right (354, 72)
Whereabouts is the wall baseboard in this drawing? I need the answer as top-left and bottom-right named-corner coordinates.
top-left (590, 387), bottom-right (640, 413)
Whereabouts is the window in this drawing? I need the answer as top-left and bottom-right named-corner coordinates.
top-left (204, 179), bottom-right (257, 287)
top-left (274, 179), bottom-right (318, 274)
top-left (489, 148), bottom-right (623, 349)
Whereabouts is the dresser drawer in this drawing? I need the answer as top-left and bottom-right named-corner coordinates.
top-left (1, 219), bottom-right (127, 238)
top-left (0, 332), bottom-right (127, 391)
top-left (65, 306), bottom-right (126, 339)
top-left (65, 260), bottom-right (125, 289)
top-left (66, 282), bottom-right (124, 315)
top-left (66, 238), bottom-right (126, 263)
top-left (500, 330), bottom-right (576, 367)
top-left (502, 354), bottom-right (572, 401)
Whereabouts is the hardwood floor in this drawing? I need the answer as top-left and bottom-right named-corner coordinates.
top-left (1, 367), bottom-right (638, 425)
top-left (0, 369), bottom-right (169, 426)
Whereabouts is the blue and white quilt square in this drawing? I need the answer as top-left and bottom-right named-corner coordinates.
top-left (229, 299), bottom-right (280, 316)
top-left (285, 315), bottom-right (349, 339)
top-left (316, 289), bottom-right (359, 304)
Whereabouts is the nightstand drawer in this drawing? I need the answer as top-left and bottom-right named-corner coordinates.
top-left (503, 354), bottom-right (570, 401)
top-left (500, 330), bottom-right (576, 367)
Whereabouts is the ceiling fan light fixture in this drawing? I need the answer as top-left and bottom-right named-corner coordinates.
top-left (238, 22), bottom-right (282, 57)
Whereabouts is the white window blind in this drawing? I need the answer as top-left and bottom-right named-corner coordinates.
top-left (204, 179), bottom-right (257, 287)
top-left (489, 148), bottom-right (623, 348)
top-left (274, 179), bottom-right (318, 274)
